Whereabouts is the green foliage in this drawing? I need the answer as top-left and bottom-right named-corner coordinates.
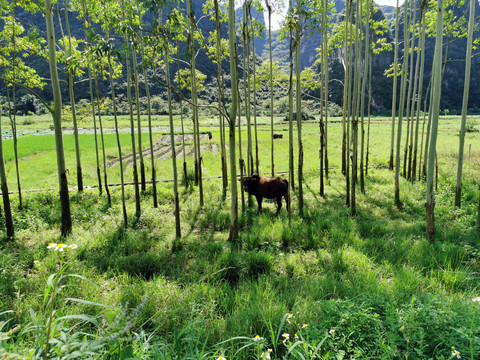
top-left (0, 116), bottom-right (479, 358)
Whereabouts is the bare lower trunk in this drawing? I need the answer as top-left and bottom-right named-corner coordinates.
top-left (389, 2), bottom-right (400, 171)
top-left (426, 0), bottom-right (444, 243)
top-left (228, 0), bottom-right (239, 243)
top-left (94, 74), bottom-right (111, 204)
top-left (46, 0), bottom-right (72, 236)
top-left (0, 117), bottom-right (14, 238)
top-left (477, 185), bottom-right (480, 229)
top-left (455, 0), bottom-right (475, 208)
top-left (426, 196), bottom-right (435, 241)
top-left (125, 43), bottom-right (141, 217)
top-left (320, 117), bottom-right (324, 196)
top-left (108, 52), bottom-right (127, 226)
top-left (296, 3), bottom-right (303, 216)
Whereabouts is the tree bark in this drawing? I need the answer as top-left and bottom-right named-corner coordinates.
top-left (0, 113), bottom-right (14, 238)
top-left (64, 1), bottom-right (83, 192)
top-left (389, 0), bottom-right (400, 171)
top-left (296, 0), bottom-right (303, 216)
top-left (228, 0), bottom-right (239, 243)
top-left (163, 25), bottom-right (181, 240)
top-left (107, 51), bottom-right (128, 226)
top-left (394, 0), bottom-right (409, 207)
top-left (426, 0), bottom-right (444, 243)
top-left (94, 74), bottom-right (111, 204)
top-left (45, 0), bottom-right (72, 236)
top-left (412, 10), bottom-right (426, 182)
top-left (455, 0), bottom-right (475, 208)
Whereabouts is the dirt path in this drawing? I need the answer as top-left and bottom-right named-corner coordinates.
top-left (107, 134), bottom-right (219, 168)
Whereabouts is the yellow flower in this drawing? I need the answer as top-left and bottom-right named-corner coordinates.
top-left (56, 243), bottom-right (65, 252)
top-left (286, 313), bottom-right (293, 323)
top-left (451, 349), bottom-right (461, 359)
top-left (329, 329), bottom-right (335, 335)
top-left (253, 335), bottom-right (264, 342)
top-left (47, 243), bottom-right (57, 250)
top-left (302, 323), bottom-right (308, 329)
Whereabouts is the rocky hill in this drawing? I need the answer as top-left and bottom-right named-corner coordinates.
top-left (2, 0), bottom-right (480, 114)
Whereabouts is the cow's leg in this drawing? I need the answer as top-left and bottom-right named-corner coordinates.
top-left (256, 196), bottom-right (263, 213)
top-left (276, 195), bottom-right (283, 215)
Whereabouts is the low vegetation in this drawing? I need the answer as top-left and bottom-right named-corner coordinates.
top-left (0, 115), bottom-right (479, 359)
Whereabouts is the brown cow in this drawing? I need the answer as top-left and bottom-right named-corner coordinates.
top-left (240, 174), bottom-right (289, 214)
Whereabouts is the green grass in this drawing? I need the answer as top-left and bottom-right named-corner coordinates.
top-left (0, 115), bottom-right (479, 359)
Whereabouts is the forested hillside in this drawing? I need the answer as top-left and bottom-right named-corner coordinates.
top-left (2, 0), bottom-right (480, 113)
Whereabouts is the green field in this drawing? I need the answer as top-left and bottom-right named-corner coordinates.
top-left (0, 114), bottom-right (479, 359)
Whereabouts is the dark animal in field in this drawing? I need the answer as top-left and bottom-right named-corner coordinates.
top-left (240, 174), bottom-right (289, 214)
top-left (273, 133), bottom-right (283, 139)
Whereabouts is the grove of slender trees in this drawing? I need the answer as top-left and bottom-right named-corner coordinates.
top-left (0, 0), bottom-right (478, 242)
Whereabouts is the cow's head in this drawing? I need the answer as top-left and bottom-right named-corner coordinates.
top-left (240, 173), bottom-right (260, 193)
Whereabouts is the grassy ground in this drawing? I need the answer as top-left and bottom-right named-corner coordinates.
top-left (0, 114), bottom-right (479, 359)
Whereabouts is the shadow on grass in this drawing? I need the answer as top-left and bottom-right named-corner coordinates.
top-left (85, 224), bottom-right (190, 280)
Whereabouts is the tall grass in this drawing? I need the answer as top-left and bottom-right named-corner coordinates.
top-left (0, 115), bottom-right (479, 358)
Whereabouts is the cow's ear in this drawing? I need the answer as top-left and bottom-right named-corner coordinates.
top-left (252, 173), bottom-right (260, 180)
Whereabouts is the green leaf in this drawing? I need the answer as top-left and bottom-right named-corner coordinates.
top-left (65, 298), bottom-right (115, 308)
top-left (57, 314), bottom-right (99, 326)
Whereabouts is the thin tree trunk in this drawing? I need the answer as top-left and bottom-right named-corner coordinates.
top-left (45, 0), bottom-right (72, 236)
top-left (407, 19), bottom-right (419, 182)
top-left (187, 0), bottom-right (203, 206)
top-left (267, 3), bottom-right (275, 176)
top-left (124, 34), bottom-right (141, 217)
top-left (477, 185), bottom-right (480, 229)
top-left (83, 9), bottom-right (102, 195)
top-left (94, 73), bottom-right (111, 204)
top-left (366, 32), bottom-right (373, 175)
top-left (132, 49), bottom-right (146, 192)
top-left (175, 39), bottom-right (188, 188)
top-left (107, 51), bottom-right (128, 226)
top-left (9, 4), bottom-right (22, 209)
top-left (412, 9), bottom-right (426, 182)
top-left (360, 0), bottom-right (370, 194)
top-left (228, 0), bottom-right (239, 243)
top-left (403, 0), bottom-right (415, 179)
top-left (214, 0), bottom-right (227, 194)
top-left (163, 23), bottom-right (181, 240)
top-left (242, 6), bottom-right (253, 176)
top-left (320, 116), bottom-right (325, 197)
top-left (5, 87), bottom-right (22, 209)
top-left (394, 0), bottom-right (409, 207)
top-left (426, 0), bottom-right (444, 243)
top-left (288, 0), bottom-right (295, 194)
top-left (238, 102), bottom-right (246, 213)
top-left (323, 0), bottom-right (329, 179)
top-left (141, 46), bottom-right (157, 207)
top-left (418, 111), bottom-right (426, 182)
top-left (0, 112), bottom-right (14, 238)
top-left (296, 0), bottom-right (303, 216)
top-left (455, 0), bottom-right (475, 208)
top-left (248, 4), bottom-right (259, 174)
top-left (389, 0), bottom-right (400, 171)
top-left (422, 77), bottom-right (433, 180)
top-left (64, 0), bottom-right (82, 192)
top-left (345, 1), bottom-right (353, 207)
top-left (351, 0), bottom-right (362, 215)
